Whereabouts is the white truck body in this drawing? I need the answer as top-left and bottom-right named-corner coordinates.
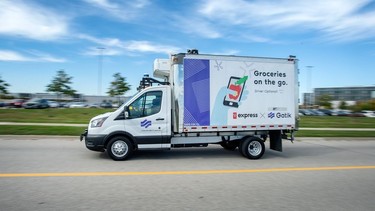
top-left (81, 51), bottom-right (299, 160)
top-left (169, 53), bottom-right (298, 133)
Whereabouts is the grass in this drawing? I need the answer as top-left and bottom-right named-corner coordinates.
top-left (0, 108), bottom-right (374, 137)
top-left (0, 125), bottom-right (86, 136)
top-left (299, 116), bottom-right (375, 128)
top-left (295, 130), bottom-right (375, 137)
top-left (0, 108), bottom-right (113, 124)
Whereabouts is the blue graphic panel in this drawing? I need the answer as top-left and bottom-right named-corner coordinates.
top-left (184, 59), bottom-right (210, 126)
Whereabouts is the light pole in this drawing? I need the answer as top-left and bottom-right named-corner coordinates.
top-left (97, 47), bottom-right (105, 96)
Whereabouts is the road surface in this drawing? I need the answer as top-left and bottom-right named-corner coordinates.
top-left (0, 136), bottom-right (374, 211)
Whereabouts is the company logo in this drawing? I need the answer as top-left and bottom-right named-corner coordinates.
top-left (141, 119), bottom-right (152, 128)
top-left (277, 112), bottom-right (292, 118)
top-left (268, 112), bottom-right (292, 119)
top-left (233, 112), bottom-right (258, 119)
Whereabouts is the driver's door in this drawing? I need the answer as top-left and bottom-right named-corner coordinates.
top-left (124, 88), bottom-right (168, 149)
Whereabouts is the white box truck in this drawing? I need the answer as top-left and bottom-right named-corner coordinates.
top-left (80, 50), bottom-right (299, 160)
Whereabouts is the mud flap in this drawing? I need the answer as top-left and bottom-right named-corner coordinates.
top-left (269, 130), bottom-right (282, 152)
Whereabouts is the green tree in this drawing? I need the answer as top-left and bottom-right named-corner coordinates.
top-left (350, 101), bottom-right (362, 112)
top-left (46, 70), bottom-right (76, 97)
top-left (317, 94), bottom-right (332, 109)
top-left (339, 101), bottom-right (347, 110)
top-left (369, 99), bottom-right (375, 111)
top-left (348, 100), bottom-right (375, 112)
top-left (107, 73), bottom-right (131, 103)
top-left (359, 100), bottom-right (374, 111)
top-left (0, 76), bottom-right (10, 96)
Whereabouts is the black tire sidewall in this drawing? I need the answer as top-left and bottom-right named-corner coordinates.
top-left (241, 137), bottom-right (265, 159)
top-left (107, 136), bottom-right (133, 161)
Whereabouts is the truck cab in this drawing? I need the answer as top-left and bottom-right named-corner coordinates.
top-left (83, 85), bottom-right (173, 160)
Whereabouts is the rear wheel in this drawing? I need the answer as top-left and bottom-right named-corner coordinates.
top-left (240, 137), bottom-right (265, 159)
top-left (107, 136), bottom-right (133, 161)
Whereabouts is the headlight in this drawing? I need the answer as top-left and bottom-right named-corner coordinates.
top-left (91, 117), bottom-right (108, 128)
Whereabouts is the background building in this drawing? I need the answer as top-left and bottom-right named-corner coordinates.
top-left (305, 86), bottom-right (375, 109)
top-left (303, 93), bottom-right (315, 107)
top-left (314, 86), bottom-right (375, 102)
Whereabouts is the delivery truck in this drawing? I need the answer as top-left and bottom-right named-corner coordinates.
top-left (80, 50), bottom-right (299, 160)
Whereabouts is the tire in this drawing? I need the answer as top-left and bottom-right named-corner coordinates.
top-left (107, 136), bottom-right (133, 161)
top-left (240, 137), bottom-right (265, 159)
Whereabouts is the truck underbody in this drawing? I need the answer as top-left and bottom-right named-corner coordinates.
top-left (83, 128), bottom-right (294, 161)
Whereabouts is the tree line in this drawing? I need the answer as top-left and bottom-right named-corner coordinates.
top-left (0, 70), bottom-right (131, 99)
top-left (316, 94), bottom-right (375, 112)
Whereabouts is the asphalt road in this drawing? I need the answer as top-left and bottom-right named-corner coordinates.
top-left (0, 136), bottom-right (374, 211)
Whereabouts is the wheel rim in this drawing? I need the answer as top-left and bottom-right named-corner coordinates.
top-left (111, 140), bottom-right (128, 157)
top-left (248, 141), bottom-right (262, 156)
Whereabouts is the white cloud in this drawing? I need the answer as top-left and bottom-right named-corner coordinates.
top-left (323, 11), bottom-right (375, 42)
top-left (125, 41), bottom-right (180, 54)
top-left (197, 0), bottom-right (375, 42)
top-left (0, 0), bottom-right (69, 41)
top-left (0, 50), bottom-right (31, 62)
top-left (83, 46), bottom-right (123, 56)
top-left (237, 34), bottom-right (272, 43)
top-left (0, 50), bottom-right (66, 63)
top-left (84, 0), bottom-right (117, 9)
top-left (83, 1), bottom-right (222, 40)
top-left (27, 51), bottom-right (67, 63)
top-left (206, 49), bottom-right (240, 56)
top-left (78, 34), bottom-right (181, 55)
top-left (130, 0), bottom-right (150, 8)
top-left (77, 34), bottom-right (123, 48)
top-left (83, 0), bottom-right (151, 21)
top-left (172, 16), bottom-right (222, 39)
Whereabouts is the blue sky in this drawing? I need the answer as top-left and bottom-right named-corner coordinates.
top-left (0, 0), bottom-right (375, 97)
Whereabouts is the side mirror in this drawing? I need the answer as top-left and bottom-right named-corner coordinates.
top-left (124, 106), bottom-right (129, 119)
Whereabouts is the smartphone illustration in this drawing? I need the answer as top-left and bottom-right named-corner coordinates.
top-left (223, 76), bottom-right (247, 108)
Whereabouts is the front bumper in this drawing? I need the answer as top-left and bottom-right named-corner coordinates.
top-left (80, 129), bottom-right (88, 141)
top-left (80, 129), bottom-right (106, 152)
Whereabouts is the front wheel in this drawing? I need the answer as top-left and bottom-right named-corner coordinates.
top-left (107, 136), bottom-right (133, 161)
top-left (240, 137), bottom-right (265, 159)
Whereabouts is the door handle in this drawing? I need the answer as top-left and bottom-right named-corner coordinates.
top-left (156, 118), bottom-right (165, 121)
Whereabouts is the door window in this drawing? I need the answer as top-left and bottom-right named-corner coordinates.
top-left (127, 91), bottom-right (162, 119)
